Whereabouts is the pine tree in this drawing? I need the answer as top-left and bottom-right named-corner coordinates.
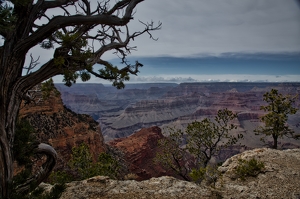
top-left (255, 89), bottom-right (298, 149)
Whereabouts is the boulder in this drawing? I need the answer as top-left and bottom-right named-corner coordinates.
top-left (216, 148), bottom-right (300, 199)
top-left (38, 148), bottom-right (300, 199)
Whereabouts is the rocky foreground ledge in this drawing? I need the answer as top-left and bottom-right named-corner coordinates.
top-left (42, 148), bottom-right (300, 199)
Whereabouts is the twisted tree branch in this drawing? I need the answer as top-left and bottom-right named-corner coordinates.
top-left (15, 143), bottom-right (57, 194)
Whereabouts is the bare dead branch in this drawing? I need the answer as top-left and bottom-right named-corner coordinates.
top-left (41, 0), bottom-right (80, 11)
top-left (24, 54), bottom-right (40, 75)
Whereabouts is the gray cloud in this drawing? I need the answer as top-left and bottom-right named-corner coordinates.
top-left (131, 0), bottom-right (300, 57)
top-left (22, 0), bottom-right (300, 84)
top-left (129, 76), bottom-right (198, 83)
top-left (25, 1), bottom-right (300, 65)
top-left (128, 74), bottom-right (300, 83)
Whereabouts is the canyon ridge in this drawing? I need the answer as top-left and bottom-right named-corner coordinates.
top-left (56, 82), bottom-right (300, 149)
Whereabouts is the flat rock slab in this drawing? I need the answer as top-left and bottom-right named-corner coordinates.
top-left (57, 148), bottom-right (300, 199)
top-left (216, 148), bottom-right (300, 199)
top-left (59, 176), bottom-right (214, 199)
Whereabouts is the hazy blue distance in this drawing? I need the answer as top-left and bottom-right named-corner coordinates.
top-left (109, 53), bottom-right (300, 76)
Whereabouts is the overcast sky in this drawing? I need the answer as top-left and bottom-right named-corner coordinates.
top-left (36, 0), bottom-right (300, 83)
top-left (130, 0), bottom-right (300, 56)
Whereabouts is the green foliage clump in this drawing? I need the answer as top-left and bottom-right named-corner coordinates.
top-left (48, 171), bottom-right (73, 185)
top-left (51, 30), bottom-right (93, 87)
top-left (189, 167), bottom-right (207, 183)
top-left (96, 152), bottom-right (123, 179)
top-left (49, 143), bottom-right (125, 184)
top-left (0, 2), bottom-right (16, 33)
top-left (68, 143), bottom-right (123, 180)
top-left (189, 165), bottom-right (220, 186)
top-left (12, 119), bottom-right (38, 196)
top-left (13, 119), bottom-right (37, 166)
top-left (68, 143), bottom-right (95, 180)
top-left (98, 63), bottom-right (131, 89)
top-left (41, 78), bottom-right (60, 100)
top-left (235, 158), bottom-right (265, 181)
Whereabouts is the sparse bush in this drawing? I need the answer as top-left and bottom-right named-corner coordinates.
top-left (48, 170), bottom-right (73, 185)
top-left (189, 165), bottom-right (221, 186)
top-left (49, 143), bottom-right (125, 184)
top-left (235, 158), bottom-right (265, 181)
top-left (154, 127), bottom-right (192, 181)
top-left (96, 152), bottom-right (123, 180)
top-left (186, 108), bottom-right (243, 168)
top-left (68, 143), bottom-right (95, 180)
top-left (156, 108), bottom-right (243, 182)
top-left (189, 167), bottom-right (206, 183)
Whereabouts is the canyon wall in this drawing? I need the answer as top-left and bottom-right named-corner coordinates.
top-left (108, 126), bottom-right (189, 181)
top-left (56, 82), bottom-right (300, 149)
top-left (19, 88), bottom-right (106, 170)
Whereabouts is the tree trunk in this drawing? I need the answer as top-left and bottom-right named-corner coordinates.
top-left (15, 143), bottom-right (57, 194)
top-left (0, 61), bottom-right (57, 197)
top-left (0, 123), bottom-right (16, 199)
top-left (272, 134), bottom-right (278, 149)
top-left (0, 129), bottom-right (13, 199)
top-left (0, 95), bottom-right (58, 198)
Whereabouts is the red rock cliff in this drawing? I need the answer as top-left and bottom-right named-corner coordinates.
top-left (19, 88), bottom-right (106, 170)
top-left (108, 126), bottom-right (175, 180)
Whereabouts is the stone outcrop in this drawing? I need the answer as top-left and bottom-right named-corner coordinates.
top-left (39, 148), bottom-right (300, 199)
top-left (19, 88), bottom-right (106, 170)
top-left (58, 176), bottom-right (214, 199)
top-left (215, 148), bottom-right (300, 199)
top-left (108, 126), bottom-right (174, 180)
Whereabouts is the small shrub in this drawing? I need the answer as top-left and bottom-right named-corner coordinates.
top-left (48, 170), bottom-right (73, 184)
top-left (68, 143), bottom-right (125, 180)
top-left (189, 167), bottom-right (206, 183)
top-left (235, 158), bottom-right (265, 181)
top-left (189, 165), bottom-right (221, 186)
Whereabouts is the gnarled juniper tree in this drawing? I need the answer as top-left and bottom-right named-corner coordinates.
top-left (0, 0), bottom-right (160, 197)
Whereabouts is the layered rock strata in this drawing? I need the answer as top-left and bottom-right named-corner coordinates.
top-left (56, 82), bottom-right (300, 146)
top-left (19, 88), bottom-right (106, 170)
top-left (108, 126), bottom-right (174, 180)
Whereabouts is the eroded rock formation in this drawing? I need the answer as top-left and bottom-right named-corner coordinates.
top-left (56, 82), bottom-right (300, 149)
top-left (19, 88), bottom-right (106, 170)
top-left (108, 126), bottom-right (175, 180)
